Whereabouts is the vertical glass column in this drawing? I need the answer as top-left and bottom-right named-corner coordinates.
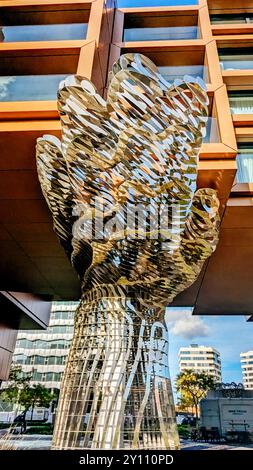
top-left (52, 286), bottom-right (180, 450)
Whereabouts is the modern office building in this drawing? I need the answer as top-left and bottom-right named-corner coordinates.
top-left (12, 302), bottom-right (76, 393)
top-left (241, 351), bottom-right (253, 389)
top-left (1, 0), bottom-right (253, 380)
top-left (179, 344), bottom-right (222, 382)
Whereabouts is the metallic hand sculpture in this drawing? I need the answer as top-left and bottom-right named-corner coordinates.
top-left (36, 53), bottom-right (220, 449)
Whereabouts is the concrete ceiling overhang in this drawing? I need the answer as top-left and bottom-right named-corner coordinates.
top-left (172, 197), bottom-right (253, 318)
top-left (0, 291), bottom-right (52, 330)
top-left (0, 121), bottom-right (80, 300)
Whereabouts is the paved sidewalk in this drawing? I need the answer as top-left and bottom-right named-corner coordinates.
top-left (1, 435), bottom-right (253, 450)
top-left (181, 439), bottom-right (253, 450)
top-left (0, 434), bottom-right (52, 450)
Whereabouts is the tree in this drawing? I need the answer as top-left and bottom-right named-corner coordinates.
top-left (177, 393), bottom-right (194, 415)
top-left (176, 369), bottom-right (215, 421)
top-left (0, 365), bottom-right (55, 424)
top-left (27, 384), bottom-right (55, 421)
top-left (0, 365), bottom-right (31, 412)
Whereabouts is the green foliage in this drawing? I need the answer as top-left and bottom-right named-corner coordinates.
top-left (26, 420), bottom-right (47, 425)
top-left (25, 424), bottom-right (53, 435)
top-left (7, 365), bottom-right (30, 383)
top-left (26, 384), bottom-right (55, 410)
top-left (0, 365), bottom-right (31, 411)
top-left (176, 369), bottom-right (215, 419)
top-left (0, 365), bottom-right (56, 419)
top-left (177, 394), bottom-right (194, 412)
top-left (177, 424), bottom-right (190, 439)
top-left (0, 423), bottom-right (11, 429)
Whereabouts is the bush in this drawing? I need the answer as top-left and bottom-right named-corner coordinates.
top-left (26, 420), bottom-right (47, 426)
top-left (177, 424), bottom-right (190, 439)
top-left (0, 423), bottom-right (11, 429)
top-left (25, 424), bottom-right (53, 435)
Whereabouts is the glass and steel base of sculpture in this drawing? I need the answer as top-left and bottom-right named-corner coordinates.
top-left (36, 53), bottom-right (220, 449)
top-left (53, 286), bottom-right (179, 449)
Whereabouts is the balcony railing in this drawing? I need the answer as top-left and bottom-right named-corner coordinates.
top-left (158, 65), bottom-right (207, 82)
top-left (0, 74), bottom-right (68, 101)
top-left (229, 93), bottom-right (253, 114)
top-left (0, 23), bottom-right (88, 42)
top-left (123, 25), bottom-right (199, 42)
top-left (237, 146), bottom-right (253, 183)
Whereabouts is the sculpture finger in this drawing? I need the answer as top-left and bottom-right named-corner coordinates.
top-left (36, 135), bottom-right (74, 258)
top-left (57, 75), bottom-right (116, 159)
top-left (181, 188), bottom-right (220, 270)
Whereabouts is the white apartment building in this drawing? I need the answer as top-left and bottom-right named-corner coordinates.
top-left (179, 344), bottom-right (222, 382)
top-left (12, 302), bottom-right (77, 393)
top-left (240, 351), bottom-right (253, 389)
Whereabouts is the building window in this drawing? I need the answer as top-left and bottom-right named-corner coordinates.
top-left (133, 50), bottom-right (209, 84)
top-left (33, 356), bottom-right (44, 365)
top-left (219, 48), bottom-right (253, 71)
top-left (0, 74), bottom-right (68, 102)
top-left (51, 310), bottom-right (75, 320)
top-left (211, 14), bottom-right (253, 25)
top-left (123, 14), bottom-right (199, 42)
top-left (236, 144), bottom-right (253, 183)
top-left (118, 1), bottom-right (198, 7)
top-left (13, 354), bottom-right (24, 364)
top-left (15, 338), bottom-right (71, 349)
top-left (0, 23), bottom-right (88, 42)
top-left (124, 25), bottom-right (198, 42)
top-left (158, 65), bottom-right (206, 82)
top-left (0, 40), bottom-right (80, 103)
top-left (0, 6), bottom-right (89, 43)
top-left (47, 325), bottom-right (74, 334)
top-left (229, 91), bottom-right (253, 115)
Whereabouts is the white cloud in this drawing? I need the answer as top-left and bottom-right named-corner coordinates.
top-left (0, 76), bottom-right (15, 99)
top-left (166, 308), bottom-right (210, 340)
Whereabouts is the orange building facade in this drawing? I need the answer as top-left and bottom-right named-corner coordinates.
top-left (1, 0), bottom-right (253, 379)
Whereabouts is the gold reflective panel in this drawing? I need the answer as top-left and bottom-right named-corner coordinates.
top-left (36, 53), bottom-right (220, 449)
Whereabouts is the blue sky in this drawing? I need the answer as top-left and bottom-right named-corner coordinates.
top-left (166, 309), bottom-right (253, 396)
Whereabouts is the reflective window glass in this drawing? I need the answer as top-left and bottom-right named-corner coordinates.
top-left (124, 25), bottom-right (198, 42)
top-left (237, 144), bottom-right (253, 183)
top-left (229, 91), bottom-right (253, 114)
top-left (219, 49), bottom-right (253, 71)
top-left (158, 65), bottom-right (206, 81)
top-left (211, 14), bottom-right (253, 25)
top-left (0, 74), bottom-right (67, 101)
top-left (0, 23), bottom-right (87, 42)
